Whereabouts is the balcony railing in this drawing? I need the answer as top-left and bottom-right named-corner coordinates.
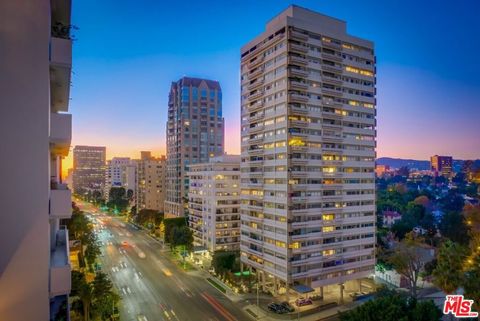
top-left (50, 183), bottom-right (72, 219)
top-left (50, 228), bottom-right (71, 297)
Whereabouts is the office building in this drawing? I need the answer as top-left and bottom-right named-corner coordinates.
top-left (240, 6), bottom-right (376, 298)
top-left (165, 77), bottom-right (225, 217)
top-left (188, 155), bottom-right (241, 252)
top-left (103, 157), bottom-right (132, 200)
top-left (72, 145), bottom-right (106, 195)
top-left (136, 152), bottom-right (167, 212)
top-left (430, 155), bottom-right (453, 178)
top-left (0, 0), bottom-right (73, 320)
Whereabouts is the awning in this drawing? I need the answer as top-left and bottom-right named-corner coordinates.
top-left (292, 284), bottom-right (315, 294)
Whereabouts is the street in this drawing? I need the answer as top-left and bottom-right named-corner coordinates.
top-left (84, 208), bottom-right (249, 321)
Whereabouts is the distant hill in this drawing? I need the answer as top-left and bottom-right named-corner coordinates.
top-left (377, 157), bottom-right (480, 171)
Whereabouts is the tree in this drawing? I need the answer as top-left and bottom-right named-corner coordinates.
top-left (68, 209), bottom-right (93, 266)
top-left (169, 225), bottom-right (193, 252)
top-left (212, 251), bottom-right (238, 275)
top-left (107, 187), bottom-right (129, 213)
top-left (439, 211), bottom-right (470, 245)
top-left (432, 240), bottom-right (466, 294)
top-left (387, 233), bottom-right (427, 298)
top-left (339, 290), bottom-right (441, 321)
top-left (70, 271), bottom-right (93, 321)
top-left (84, 233), bottom-right (101, 272)
top-left (463, 254), bottom-right (480, 314)
top-left (163, 217), bottom-right (187, 241)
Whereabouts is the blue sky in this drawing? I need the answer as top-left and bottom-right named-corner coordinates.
top-left (67, 0), bottom-right (480, 166)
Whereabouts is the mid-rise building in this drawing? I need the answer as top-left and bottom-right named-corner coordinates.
top-left (430, 155), bottom-right (453, 178)
top-left (136, 152), bottom-right (167, 212)
top-left (188, 155), bottom-right (241, 252)
top-left (240, 6), bottom-right (376, 298)
top-left (0, 1), bottom-right (73, 319)
top-left (165, 77), bottom-right (225, 217)
top-left (103, 157), bottom-right (132, 200)
top-left (72, 145), bottom-right (106, 195)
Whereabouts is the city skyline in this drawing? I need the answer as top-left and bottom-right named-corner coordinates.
top-left (63, 0), bottom-right (480, 174)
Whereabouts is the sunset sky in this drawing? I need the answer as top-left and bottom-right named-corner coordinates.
top-left (64, 0), bottom-right (480, 173)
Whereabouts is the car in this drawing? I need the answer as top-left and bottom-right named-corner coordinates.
top-left (280, 301), bottom-right (295, 312)
top-left (267, 303), bottom-right (287, 314)
top-left (295, 297), bottom-right (313, 307)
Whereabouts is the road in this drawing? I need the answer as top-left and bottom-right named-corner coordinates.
top-left (82, 205), bottom-right (248, 321)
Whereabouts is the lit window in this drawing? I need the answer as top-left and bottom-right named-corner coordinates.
top-left (322, 249), bottom-right (335, 256)
top-left (323, 214), bottom-right (335, 220)
top-left (288, 138), bottom-right (306, 146)
top-left (322, 226), bottom-right (334, 233)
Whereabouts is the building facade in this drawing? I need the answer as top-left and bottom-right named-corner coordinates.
top-left (188, 155), bottom-right (241, 252)
top-left (72, 145), bottom-right (106, 195)
top-left (0, 0), bottom-right (73, 320)
top-left (165, 77), bottom-right (225, 217)
top-left (430, 155), bottom-right (453, 178)
top-left (240, 6), bottom-right (376, 296)
top-left (103, 157), bottom-right (132, 200)
top-left (136, 152), bottom-right (167, 213)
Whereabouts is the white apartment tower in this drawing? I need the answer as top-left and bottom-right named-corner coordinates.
top-left (188, 155), bottom-right (241, 252)
top-left (240, 6), bottom-right (376, 297)
top-left (0, 0), bottom-right (73, 320)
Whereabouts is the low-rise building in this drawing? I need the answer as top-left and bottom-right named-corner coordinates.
top-left (188, 155), bottom-right (241, 252)
top-left (382, 211), bottom-right (402, 227)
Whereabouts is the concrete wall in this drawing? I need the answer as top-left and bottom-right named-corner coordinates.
top-left (0, 1), bottom-right (51, 320)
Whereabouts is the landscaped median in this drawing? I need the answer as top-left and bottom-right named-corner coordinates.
top-left (206, 278), bottom-right (227, 294)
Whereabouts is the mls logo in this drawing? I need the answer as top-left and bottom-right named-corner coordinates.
top-left (443, 295), bottom-right (479, 318)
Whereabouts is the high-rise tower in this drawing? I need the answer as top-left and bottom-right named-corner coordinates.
top-left (240, 6), bottom-right (376, 297)
top-left (165, 77), bottom-right (225, 217)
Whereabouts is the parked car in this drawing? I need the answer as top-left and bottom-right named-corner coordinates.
top-left (295, 297), bottom-right (313, 307)
top-left (280, 301), bottom-right (295, 312)
top-left (267, 303), bottom-right (287, 314)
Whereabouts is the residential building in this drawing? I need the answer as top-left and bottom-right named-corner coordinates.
top-left (375, 164), bottom-right (390, 177)
top-left (72, 145), bottom-right (106, 195)
top-left (430, 155), bottom-right (453, 178)
top-left (0, 0), bottom-right (73, 320)
top-left (165, 77), bottom-right (225, 217)
top-left (188, 155), bottom-right (241, 252)
top-left (136, 152), bottom-right (167, 212)
top-left (240, 6), bottom-right (376, 298)
top-left (382, 211), bottom-right (402, 227)
top-left (103, 157), bottom-right (132, 200)
top-left (122, 161), bottom-right (137, 199)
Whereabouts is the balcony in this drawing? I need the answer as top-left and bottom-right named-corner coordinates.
top-left (50, 113), bottom-right (72, 157)
top-left (247, 79), bottom-right (264, 91)
top-left (322, 40), bottom-right (342, 50)
top-left (289, 80), bottom-right (308, 90)
top-left (322, 64), bottom-right (343, 74)
top-left (288, 68), bottom-right (309, 78)
top-left (50, 228), bottom-right (71, 297)
top-left (249, 67), bottom-right (264, 79)
top-left (50, 37), bottom-right (72, 113)
top-left (289, 43), bottom-right (309, 54)
top-left (50, 184), bottom-right (72, 219)
top-left (289, 55), bottom-right (308, 66)
top-left (290, 105), bottom-right (309, 115)
top-left (321, 52), bottom-right (343, 62)
top-left (289, 93), bottom-right (309, 103)
top-left (290, 30), bottom-right (308, 42)
top-left (248, 90), bottom-right (264, 101)
top-left (247, 55), bottom-right (264, 69)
